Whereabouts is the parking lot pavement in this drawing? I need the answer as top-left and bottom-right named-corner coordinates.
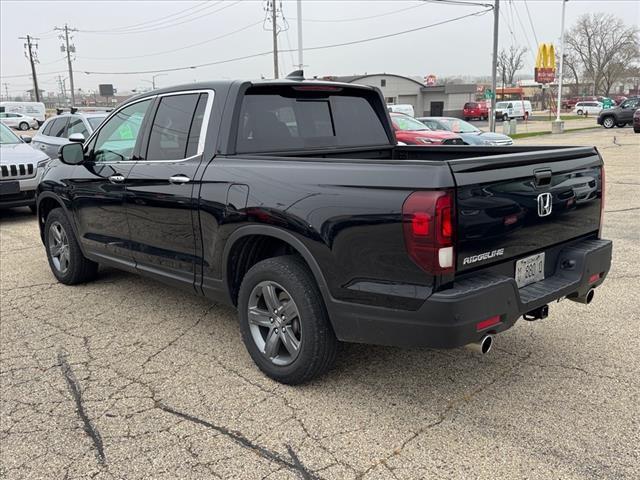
top-left (1, 128), bottom-right (638, 480)
top-left (469, 115), bottom-right (599, 134)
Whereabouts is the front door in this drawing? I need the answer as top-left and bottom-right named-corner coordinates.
top-left (430, 101), bottom-right (444, 117)
top-left (125, 91), bottom-right (212, 288)
top-left (620, 98), bottom-right (639, 123)
top-left (69, 98), bottom-right (153, 265)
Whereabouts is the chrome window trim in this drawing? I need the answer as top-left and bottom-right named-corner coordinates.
top-left (140, 89), bottom-right (215, 163)
top-left (82, 89), bottom-right (214, 165)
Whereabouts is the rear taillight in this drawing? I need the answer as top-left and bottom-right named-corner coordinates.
top-left (402, 190), bottom-right (455, 274)
top-left (599, 165), bottom-right (605, 238)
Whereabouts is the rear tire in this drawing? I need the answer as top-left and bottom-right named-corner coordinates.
top-left (238, 256), bottom-right (338, 384)
top-left (44, 208), bottom-right (98, 285)
top-left (18, 122), bottom-right (29, 131)
top-left (616, 122), bottom-right (627, 128)
top-left (602, 116), bottom-right (615, 129)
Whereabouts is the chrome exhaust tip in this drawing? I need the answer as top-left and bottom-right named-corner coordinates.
top-left (465, 334), bottom-right (494, 355)
top-left (569, 288), bottom-right (595, 304)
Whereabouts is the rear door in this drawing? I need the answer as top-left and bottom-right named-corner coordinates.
top-left (450, 148), bottom-right (603, 273)
top-left (125, 90), bottom-right (213, 288)
top-left (38, 117), bottom-right (69, 159)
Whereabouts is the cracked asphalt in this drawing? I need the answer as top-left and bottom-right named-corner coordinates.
top-left (1, 127), bottom-right (638, 480)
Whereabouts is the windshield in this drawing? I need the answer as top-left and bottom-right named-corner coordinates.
top-left (438, 118), bottom-right (479, 133)
top-left (88, 116), bottom-right (106, 130)
top-left (495, 102), bottom-right (510, 109)
top-left (392, 115), bottom-right (430, 131)
top-left (0, 123), bottom-right (21, 144)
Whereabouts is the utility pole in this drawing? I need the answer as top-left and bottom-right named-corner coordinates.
top-left (55, 24), bottom-right (77, 106)
top-left (555, 0), bottom-right (568, 122)
top-left (19, 35), bottom-right (40, 102)
top-left (270, 1), bottom-right (279, 78)
top-left (2, 83), bottom-right (9, 101)
top-left (489, 0), bottom-right (500, 133)
top-left (296, 0), bottom-right (303, 69)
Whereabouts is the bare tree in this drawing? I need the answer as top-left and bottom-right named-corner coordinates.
top-left (497, 46), bottom-right (527, 87)
top-left (565, 13), bottom-right (639, 95)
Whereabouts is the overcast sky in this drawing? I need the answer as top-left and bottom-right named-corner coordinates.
top-left (0, 0), bottom-right (637, 96)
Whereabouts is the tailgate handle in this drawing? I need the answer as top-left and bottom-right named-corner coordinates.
top-left (534, 169), bottom-right (552, 187)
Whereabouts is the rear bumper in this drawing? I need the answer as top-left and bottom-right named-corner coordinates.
top-left (328, 238), bottom-right (612, 348)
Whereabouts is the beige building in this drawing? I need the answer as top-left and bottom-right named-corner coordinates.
top-left (324, 73), bottom-right (477, 117)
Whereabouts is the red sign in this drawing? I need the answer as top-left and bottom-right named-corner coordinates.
top-left (424, 75), bottom-right (437, 86)
top-left (535, 67), bottom-right (556, 84)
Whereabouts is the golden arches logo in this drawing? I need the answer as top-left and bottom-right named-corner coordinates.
top-left (535, 43), bottom-right (556, 69)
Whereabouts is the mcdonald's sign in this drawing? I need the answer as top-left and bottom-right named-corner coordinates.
top-left (535, 43), bottom-right (556, 83)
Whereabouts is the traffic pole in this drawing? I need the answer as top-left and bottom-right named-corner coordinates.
top-left (555, 0), bottom-right (568, 122)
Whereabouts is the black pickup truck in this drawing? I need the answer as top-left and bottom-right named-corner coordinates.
top-left (37, 73), bottom-right (612, 384)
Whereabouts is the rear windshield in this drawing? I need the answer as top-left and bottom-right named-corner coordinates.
top-left (235, 86), bottom-right (389, 153)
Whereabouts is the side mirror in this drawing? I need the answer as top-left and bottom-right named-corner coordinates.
top-left (20, 135), bottom-right (32, 143)
top-left (68, 133), bottom-right (85, 143)
top-left (58, 142), bottom-right (85, 165)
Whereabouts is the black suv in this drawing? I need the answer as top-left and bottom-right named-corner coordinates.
top-left (597, 96), bottom-right (640, 128)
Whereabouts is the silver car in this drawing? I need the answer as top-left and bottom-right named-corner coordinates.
top-left (32, 112), bottom-right (107, 159)
top-left (0, 122), bottom-right (49, 211)
top-left (0, 112), bottom-right (39, 131)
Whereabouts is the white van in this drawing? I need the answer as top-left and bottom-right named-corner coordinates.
top-left (0, 101), bottom-right (46, 125)
top-left (387, 104), bottom-right (415, 117)
top-left (494, 100), bottom-right (532, 121)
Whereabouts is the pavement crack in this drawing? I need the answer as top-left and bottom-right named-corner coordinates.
top-left (156, 401), bottom-right (320, 480)
top-left (57, 351), bottom-right (106, 466)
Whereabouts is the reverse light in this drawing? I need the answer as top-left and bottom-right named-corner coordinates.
top-left (402, 190), bottom-right (455, 274)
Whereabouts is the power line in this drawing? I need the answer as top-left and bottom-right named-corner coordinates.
top-left (523, 0), bottom-right (540, 47)
top-left (81, 8), bottom-right (492, 76)
top-left (0, 70), bottom-right (68, 79)
top-left (80, 1), bottom-right (212, 33)
top-left (78, 1), bottom-right (241, 35)
top-left (509, 0), bottom-right (536, 62)
top-left (78, 20), bottom-right (262, 61)
top-left (294, 2), bottom-right (428, 23)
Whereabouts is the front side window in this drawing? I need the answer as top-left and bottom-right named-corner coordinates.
top-left (392, 115), bottom-right (430, 131)
top-left (91, 99), bottom-right (152, 163)
top-left (67, 117), bottom-right (89, 137)
top-left (146, 93), bottom-right (201, 160)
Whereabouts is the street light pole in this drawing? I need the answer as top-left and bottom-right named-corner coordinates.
top-left (555, 0), bottom-right (568, 122)
top-left (489, 0), bottom-right (500, 133)
top-left (296, 0), bottom-right (303, 69)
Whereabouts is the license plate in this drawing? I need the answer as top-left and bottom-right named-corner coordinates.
top-left (0, 181), bottom-right (20, 196)
top-left (515, 253), bottom-right (545, 288)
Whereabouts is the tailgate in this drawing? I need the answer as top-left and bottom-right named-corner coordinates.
top-left (449, 147), bottom-right (603, 272)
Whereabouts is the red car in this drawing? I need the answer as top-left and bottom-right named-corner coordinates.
top-left (390, 113), bottom-right (465, 145)
top-left (463, 101), bottom-right (488, 121)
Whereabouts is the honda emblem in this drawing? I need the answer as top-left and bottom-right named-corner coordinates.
top-left (537, 192), bottom-right (552, 217)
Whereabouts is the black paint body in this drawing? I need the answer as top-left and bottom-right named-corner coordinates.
top-left (37, 79), bottom-right (612, 348)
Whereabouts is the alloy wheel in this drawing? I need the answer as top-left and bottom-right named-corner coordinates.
top-left (48, 221), bottom-right (70, 274)
top-left (247, 281), bottom-right (302, 366)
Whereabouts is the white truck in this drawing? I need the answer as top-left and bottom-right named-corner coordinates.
top-left (0, 102), bottom-right (46, 126)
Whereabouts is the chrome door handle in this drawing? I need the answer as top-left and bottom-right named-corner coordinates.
top-left (108, 174), bottom-right (125, 184)
top-left (169, 174), bottom-right (190, 184)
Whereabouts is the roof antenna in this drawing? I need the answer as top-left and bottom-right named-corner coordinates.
top-left (286, 70), bottom-right (304, 80)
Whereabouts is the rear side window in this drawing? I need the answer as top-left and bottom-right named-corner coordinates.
top-left (146, 93), bottom-right (201, 160)
top-left (41, 120), bottom-right (53, 136)
top-left (236, 88), bottom-right (389, 153)
top-left (464, 102), bottom-right (477, 109)
top-left (49, 118), bottom-right (68, 137)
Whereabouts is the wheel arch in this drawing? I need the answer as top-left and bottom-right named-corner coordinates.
top-left (222, 225), bottom-right (333, 311)
top-left (37, 193), bottom-right (74, 244)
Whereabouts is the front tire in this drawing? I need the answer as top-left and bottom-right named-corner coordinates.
top-left (602, 116), bottom-right (615, 129)
top-left (238, 256), bottom-right (338, 384)
top-left (18, 122), bottom-right (29, 131)
top-left (502, 113), bottom-right (509, 121)
top-left (44, 208), bottom-right (98, 285)
top-left (576, 110), bottom-right (583, 116)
